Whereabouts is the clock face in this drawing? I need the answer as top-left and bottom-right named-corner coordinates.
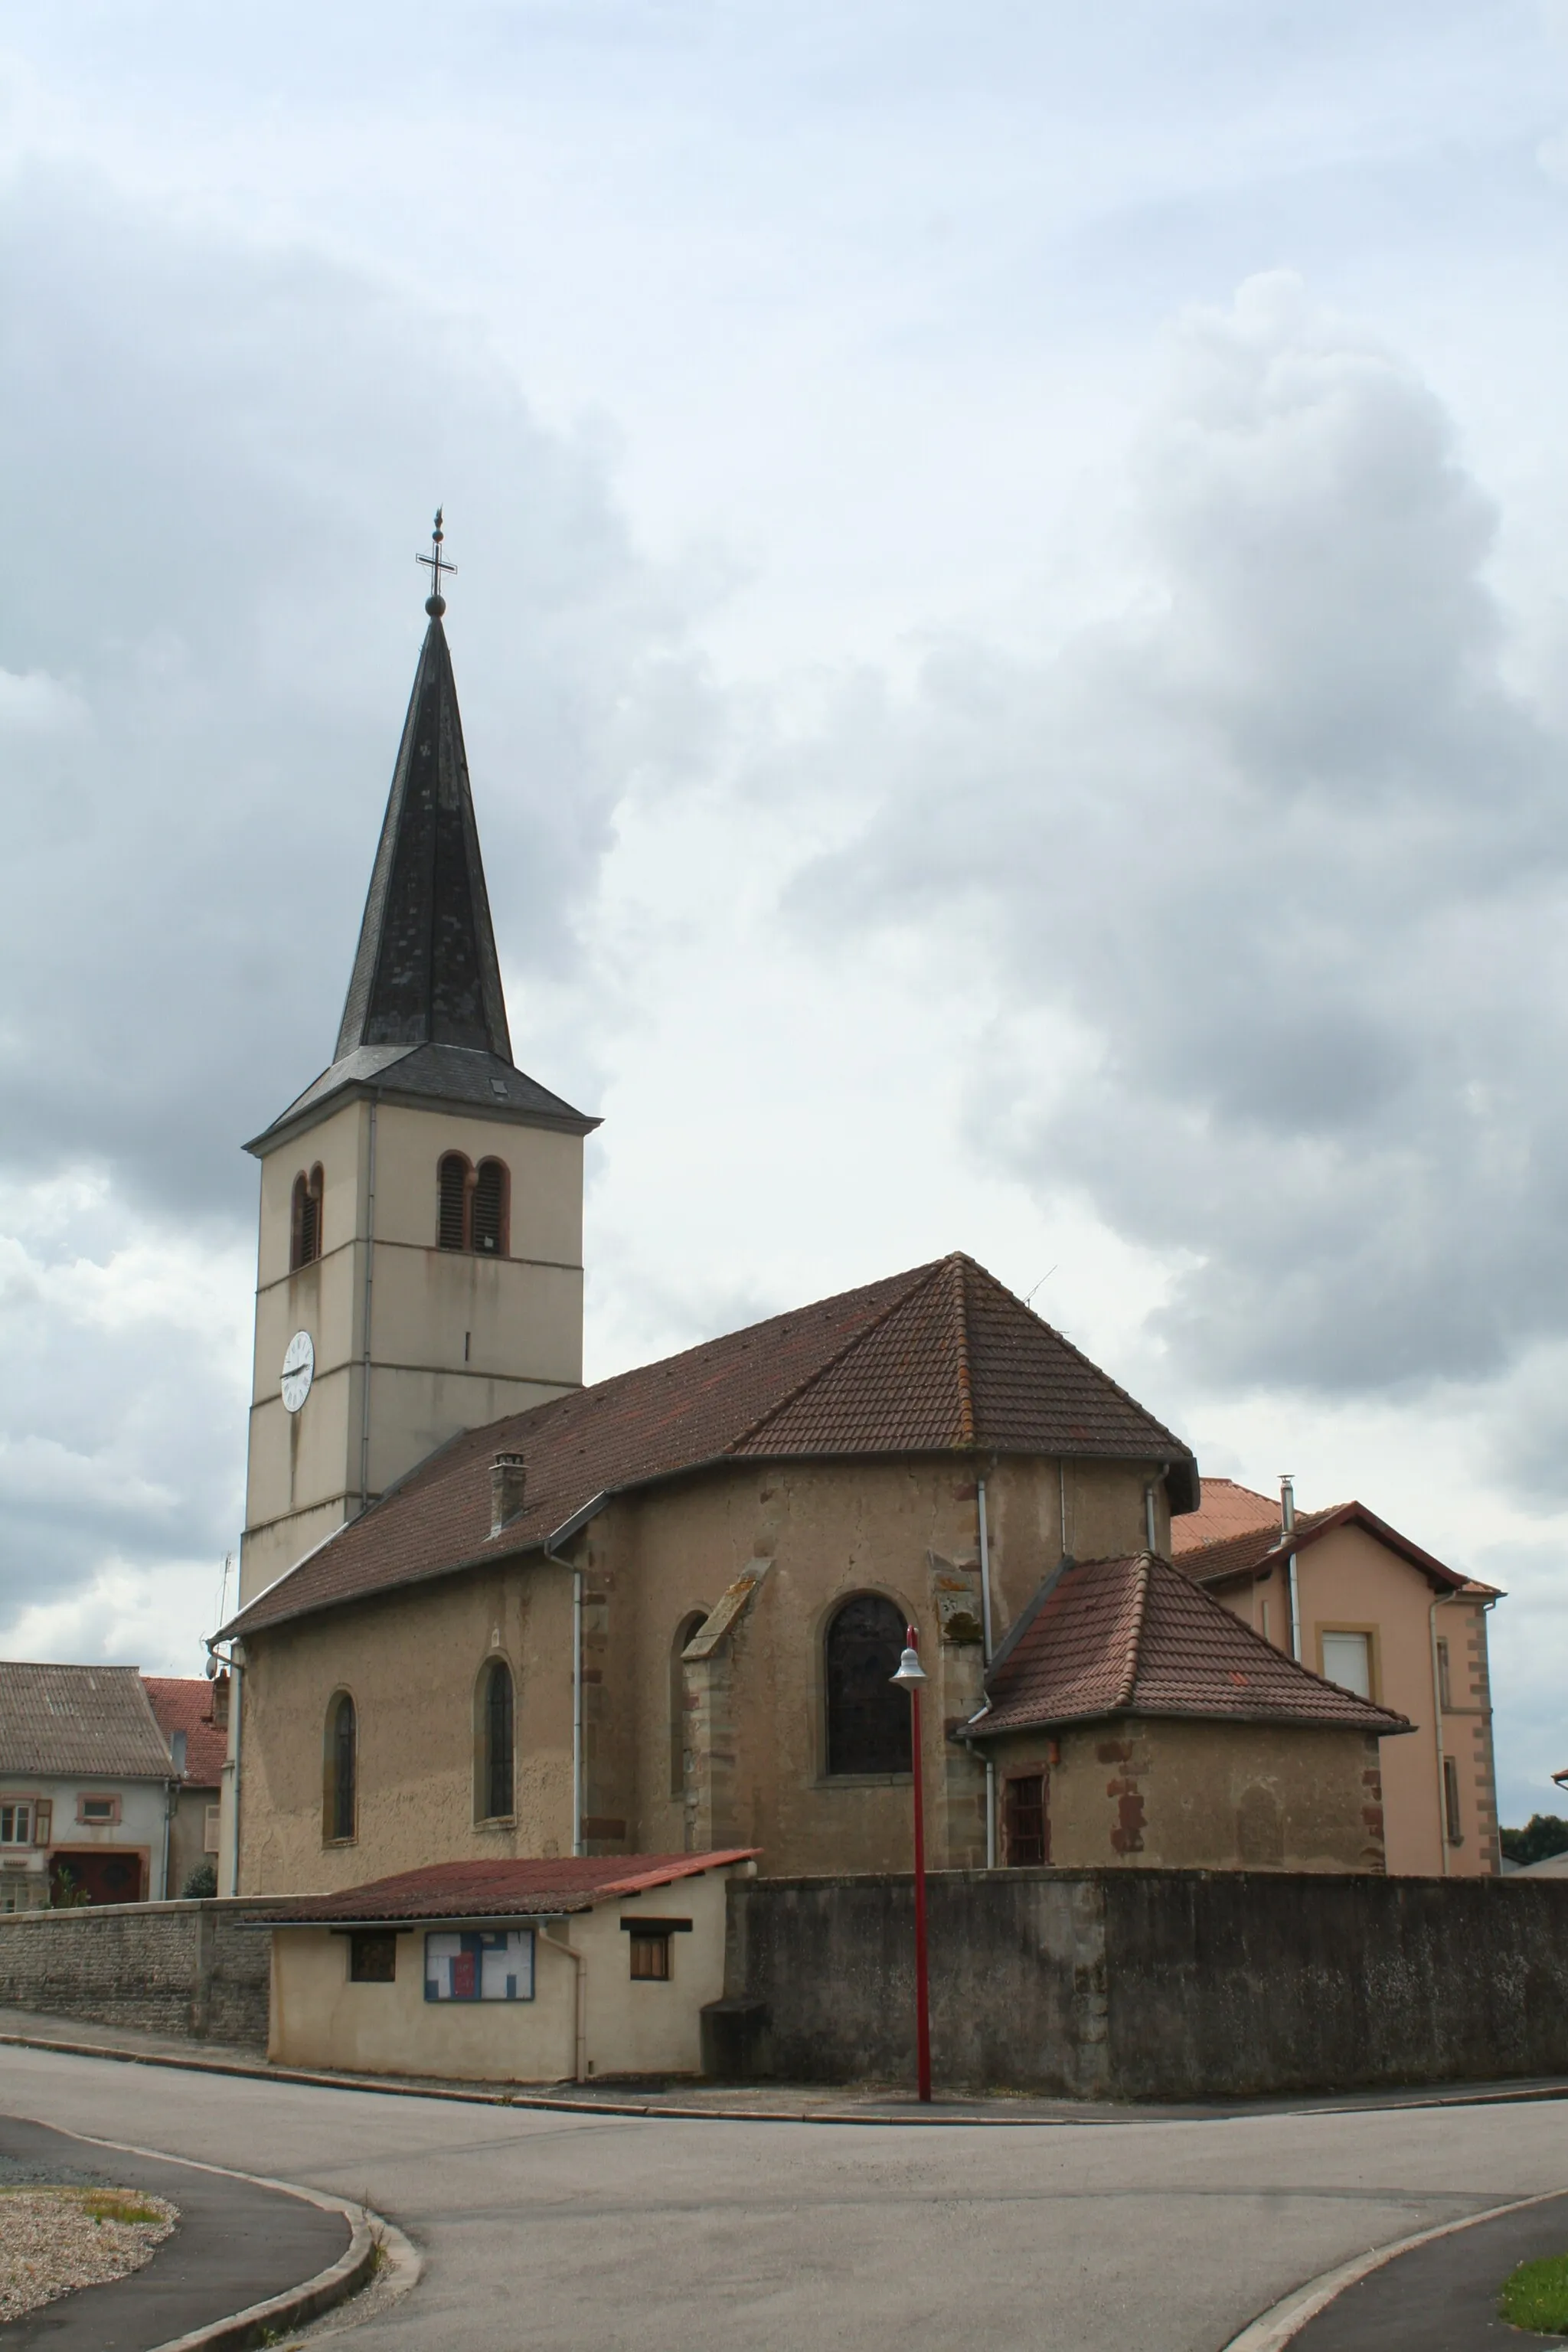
top-left (280, 1329), bottom-right (315, 1413)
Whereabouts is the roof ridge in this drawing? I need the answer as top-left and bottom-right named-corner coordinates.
top-left (952, 1255), bottom-right (976, 1448)
top-left (960, 1258), bottom-right (1192, 1457)
top-left (723, 1259), bottom-right (950, 1456)
top-left (1116, 1554), bottom-right (1152, 1707)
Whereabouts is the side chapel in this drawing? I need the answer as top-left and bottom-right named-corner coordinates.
top-left (217, 552), bottom-right (1408, 1896)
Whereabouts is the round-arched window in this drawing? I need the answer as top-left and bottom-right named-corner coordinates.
top-left (323, 1690), bottom-right (357, 1843)
top-left (478, 1658), bottom-right (514, 1821)
top-left (824, 1594), bottom-right (913, 1776)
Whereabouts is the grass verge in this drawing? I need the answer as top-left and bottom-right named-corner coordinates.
top-left (1500, 2252), bottom-right (1568, 2336)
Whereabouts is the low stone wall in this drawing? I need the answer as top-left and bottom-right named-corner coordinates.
top-left (725, 1869), bottom-right (1568, 2099)
top-left (0, 1900), bottom-right (272, 2048)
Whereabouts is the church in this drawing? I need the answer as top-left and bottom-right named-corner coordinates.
top-left (214, 544), bottom-right (1407, 1898)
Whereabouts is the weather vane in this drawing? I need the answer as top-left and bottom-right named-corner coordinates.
top-left (417, 508), bottom-right (456, 616)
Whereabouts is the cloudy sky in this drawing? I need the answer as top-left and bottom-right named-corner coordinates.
top-left (2, 2), bottom-right (1566, 1823)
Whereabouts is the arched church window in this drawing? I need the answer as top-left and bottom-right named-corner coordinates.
top-left (477, 1658), bottom-right (514, 1821)
top-left (472, 1159), bottom-right (509, 1256)
top-left (669, 1610), bottom-right (708, 1797)
top-left (290, 1165), bottom-right (324, 1270)
top-left (824, 1594), bottom-right (912, 1777)
top-left (437, 1154), bottom-right (471, 1252)
top-left (323, 1690), bottom-right (357, 1843)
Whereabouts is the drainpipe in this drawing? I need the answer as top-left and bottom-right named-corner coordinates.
top-left (208, 1642), bottom-right (245, 1897)
top-left (358, 1099), bottom-right (378, 1514)
top-left (544, 1494), bottom-right (610, 1864)
top-left (1281, 1475), bottom-right (1302, 1662)
top-left (977, 1478), bottom-right (997, 1869)
top-left (1144, 1481), bottom-right (1158, 1555)
top-left (1429, 1594), bottom-right (1451, 1879)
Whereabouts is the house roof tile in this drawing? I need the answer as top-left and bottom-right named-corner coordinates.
top-left (1174, 1500), bottom-right (1498, 1598)
top-left (246, 1851), bottom-right (758, 1925)
top-left (0, 1662), bottom-right (175, 1780)
top-left (966, 1552), bottom-right (1411, 1738)
top-left (227, 1254), bottom-right (1197, 1639)
top-left (1171, 1477), bottom-right (1281, 1555)
top-left (141, 1677), bottom-right (227, 1787)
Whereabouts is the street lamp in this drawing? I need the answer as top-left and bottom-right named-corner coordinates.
top-left (890, 1625), bottom-right (932, 2103)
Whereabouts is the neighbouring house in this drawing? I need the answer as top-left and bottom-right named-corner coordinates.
top-left (959, 1551), bottom-right (1407, 1871)
top-left (0, 1663), bottom-right (178, 1910)
top-left (142, 1676), bottom-right (227, 1895)
top-left (1172, 1480), bottom-right (1502, 1876)
top-left (251, 1851), bottom-right (756, 2082)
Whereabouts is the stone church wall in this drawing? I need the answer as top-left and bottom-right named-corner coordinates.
top-left (0, 1899), bottom-right (272, 2047)
top-left (723, 1868), bottom-right (1568, 2098)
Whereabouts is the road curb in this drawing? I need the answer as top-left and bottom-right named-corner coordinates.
top-left (1215, 2188), bottom-right (1568, 2352)
top-left (4, 2027), bottom-right (1567, 2130)
top-left (14, 2115), bottom-right (405, 2352)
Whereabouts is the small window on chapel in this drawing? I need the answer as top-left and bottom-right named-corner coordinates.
top-left (290, 1165), bottom-right (324, 1270)
top-left (323, 1690), bottom-right (357, 1844)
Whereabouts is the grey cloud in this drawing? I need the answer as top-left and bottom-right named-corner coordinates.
top-left (789, 276), bottom-right (1568, 1404)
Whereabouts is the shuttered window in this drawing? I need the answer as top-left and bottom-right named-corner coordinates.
top-left (290, 1165), bottom-right (324, 1269)
top-left (438, 1155), bottom-right (470, 1251)
top-left (472, 1159), bottom-right (508, 1256)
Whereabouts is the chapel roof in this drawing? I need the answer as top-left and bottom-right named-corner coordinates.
top-left (965, 1551), bottom-right (1412, 1739)
top-left (0, 1661), bottom-right (177, 1781)
top-left (225, 1252), bottom-right (1199, 1639)
top-left (1174, 1499), bottom-right (1498, 1598)
top-left (141, 1676), bottom-right (227, 1787)
top-left (243, 1850), bottom-right (758, 1925)
top-left (247, 612), bottom-right (596, 1155)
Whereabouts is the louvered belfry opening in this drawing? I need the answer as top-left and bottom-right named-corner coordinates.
top-left (825, 1594), bottom-right (913, 1775)
top-left (290, 1165), bottom-right (324, 1270)
top-left (472, 1158), bottom-right (508, 1255)
top-left (438, 1153), bottom-right (470, 1251)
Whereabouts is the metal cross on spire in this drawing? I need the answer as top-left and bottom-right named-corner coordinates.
top-left (417, 508), bottom-right (456, 616)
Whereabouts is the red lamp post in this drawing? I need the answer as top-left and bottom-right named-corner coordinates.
top-left (891, 1624), bottom-right (932, 2102)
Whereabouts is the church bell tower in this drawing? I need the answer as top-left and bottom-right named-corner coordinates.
top-left (237, 518), bottom-right (598, 1607)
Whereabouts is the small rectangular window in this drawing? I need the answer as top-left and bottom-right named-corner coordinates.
top-left (0, 1804), bottom-right (33, 1846)
top-left (349, 1931), bottom-right (398, 1983)
top-left (77, 1795), bottom-right (119, 1825)
top-left (1320, 1631), bottom-right (1373, 1700)
top-left (203, 1805), bottom-right (221, 1854)
top-left (424, 1928), bottom-right (534, 2002)
top-left (629, 1930), bottom-right (671, 1981)
top-left (1443, 1756), bottom-right (1463, 1844)
top-left (1436, 1638), bottom-right (1452, 1711)
top-left (1004, 1773), bottom-right (1048, 1867)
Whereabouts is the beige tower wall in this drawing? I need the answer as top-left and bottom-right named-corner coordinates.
top-left (240, 1093), bottom-right (585, 1606)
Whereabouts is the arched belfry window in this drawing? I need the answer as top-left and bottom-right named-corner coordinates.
top-left (290, 1165), bottom-right (325, 1270)
top-left (472, 1159), bottom-right (508, 1256)
top-left (477, 1658), bottom-right (514, 1821)
top-left (323, 1690), bottom-right (357, 1843)
top-left (438, 1154), bottom-right (471, 1252)
top-left (824, 1595), bottom-right (912, 1777)
top-left (437, 1155), bottom-right (509, 1256)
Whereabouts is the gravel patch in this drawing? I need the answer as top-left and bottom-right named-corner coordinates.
top-left (0, 2184), bottom-right (178, 2321)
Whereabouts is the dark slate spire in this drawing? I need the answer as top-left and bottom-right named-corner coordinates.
top-left (334, 616), bottom-right (514, 1063)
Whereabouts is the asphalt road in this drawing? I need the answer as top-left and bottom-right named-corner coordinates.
top-left (1, 2047), bottom-right (1565, 2352)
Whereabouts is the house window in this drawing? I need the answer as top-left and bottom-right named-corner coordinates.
top-left (0, 1804), bottom-right (34, 1846)
top-left (424, 1929), bottom-right (534, 2001)
top-left (349, 1931), bottom-right (397, 1983)
top-left (824, 1595), bottom-right (912, 1776)
top-left (1004, 1773), bottom-right (1049, 1867)
top-left (1443, 1756), bottom-right (1464, 1845)
top-left (1320, 1630), bottom-right (1373, 1700)
top-left (669, 1611), bottom-right (707, 1797)
top-left (203, 1805), bottom-right (221, 1855)
top-left (477, 1658), bottom-right (514, 1822)
top-left (438, 1153), bottom-right (471, 1251)
top-left (290, 1164), bottom-right (325, 1269)
top-left (1436, 1638), bottom-right (1453, 1711)
top-left (323, 1691), bottom-right (357, 1844)
top-left (629, 1930), bottom-right (671, 1981)
top-left (472, 1159), bottom-right (509, 1256)
top-left (77, 1794), bottom-right (119, 1826)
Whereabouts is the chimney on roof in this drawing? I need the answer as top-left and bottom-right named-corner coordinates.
top-left (1280, 1474), bottom-right (1295, 1534)
top-left (492, 1452), bottom-right (527, 1536)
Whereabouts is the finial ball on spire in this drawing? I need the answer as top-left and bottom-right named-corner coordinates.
top-left (416, 505), bottom-right (456, 619)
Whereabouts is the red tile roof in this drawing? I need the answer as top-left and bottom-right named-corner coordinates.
top-left (966, 1553), bottom-right (1411, 1737)
top-left (1171, 1477), bottom-right (1281, 1555)
top-left (142, 1677), bottom-right (227, 1787)
top-left (1174, 1500), bottom-right (1497, 1598)
top-left (228, 1254), bottom-right (1197, 1638)
top-left (245, 1851), bottom-right (758, 1924)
